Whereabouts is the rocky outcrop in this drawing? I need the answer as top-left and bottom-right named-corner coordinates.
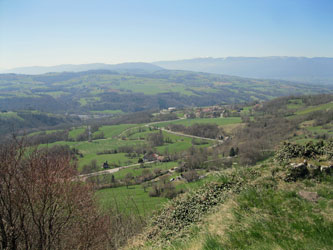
top-left (320, 165), bottom-right (332, 174)
top-left (285, 161), bottom-right (333, 181)
top-left (307, 164), bottom-right (321, 177)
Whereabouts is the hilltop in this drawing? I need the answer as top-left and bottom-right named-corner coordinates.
top-left (0, 62), bottom-right (163, 75)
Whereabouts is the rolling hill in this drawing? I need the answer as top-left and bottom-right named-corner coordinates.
top-left (1, 69), bottom-right (332, 116)
top-left (1, 62), bottom-right (163, 75)
top-left (154, 57), bottom-right (333, 85)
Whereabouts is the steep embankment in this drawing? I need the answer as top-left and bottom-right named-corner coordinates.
top-left (126, 142), bottom-right (333, 249)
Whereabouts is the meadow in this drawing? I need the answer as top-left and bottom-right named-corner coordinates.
top-left (96, 185), bottom-right (168, 216)
top-left (153, 117), bottom-right (242, 127)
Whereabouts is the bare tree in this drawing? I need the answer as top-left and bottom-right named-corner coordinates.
top-left (0, 138), bottom-right (109, 250)
top-left (124, 173), bottom-right (133, 188)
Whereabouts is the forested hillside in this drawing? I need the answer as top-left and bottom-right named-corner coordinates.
top-left (1, 69), bottom-right (331, 114)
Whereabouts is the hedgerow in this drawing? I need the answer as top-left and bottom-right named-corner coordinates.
top-left (145, 169), bottom-right (260, 243)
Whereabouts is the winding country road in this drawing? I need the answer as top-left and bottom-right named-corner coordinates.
top-left (78, 117), bottom-right (229, 180)
top-left (118, 117), bottom-right (225, 142)
top-left (159, 127), bottom-right (224, 143)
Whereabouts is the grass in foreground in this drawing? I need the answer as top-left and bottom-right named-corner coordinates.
top-left (215, 186), bottom-right (333, 250)
top-left (128, 163), bottom-right (333, 250)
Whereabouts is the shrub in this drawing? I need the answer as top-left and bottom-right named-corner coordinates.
top-left (183, 170), bottom-right (199, 182)
top-left (275, 140), bottom-right (333, 163)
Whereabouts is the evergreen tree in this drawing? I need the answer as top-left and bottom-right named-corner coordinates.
top-left (229, 147), bottom-right (236, 157)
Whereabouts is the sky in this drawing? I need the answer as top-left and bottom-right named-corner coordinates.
top-left (0, 0), bottom-right (333, 69)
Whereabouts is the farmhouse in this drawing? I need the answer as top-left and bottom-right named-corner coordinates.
top-left (143, 152), bottom-right (159, 162)
top-left (143, 153), bottom-right (169, 162)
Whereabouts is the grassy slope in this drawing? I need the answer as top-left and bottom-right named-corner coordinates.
top-left (296, 102), bottom-right (333, 115)
top-left (128, 161), bottom-right (333, 250)
top-left (113, 161), bottom-right (178, 180)
top-left (184, 175), bottom-right (333, 250)
top-left (99, 124), bottom-right (138, 138)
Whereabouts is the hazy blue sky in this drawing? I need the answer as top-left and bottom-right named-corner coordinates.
top-left (1, 0), bottom-right (332, 68)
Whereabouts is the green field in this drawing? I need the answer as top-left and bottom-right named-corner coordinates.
top-left (28, 129), bottom-right (65, 137)
top-left (54, 138), bottom-right (144, 168)
top-left (153, 117), bottom-right (242, 127)
top-left (68, 127), bottom-right (86, 139)
top-left (295, 102), bottom-right (333, 115)
top-left (99, 124), bottom-right (137, 138)
top-left (0, 111), bottom-right (21, 118)
top-left (96, 185), bottom-right (168, 216)
top-left (112, 161), bottom-right (178, 180)
top-left (90, 109), bottom-right (123, 114)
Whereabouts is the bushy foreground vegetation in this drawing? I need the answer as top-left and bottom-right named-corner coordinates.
top-left (129, 144), bottom-right (333, 249)
top-left (0, 138), bottom-right (145, 249)
top-left (275, 140), bottom-right (333, 163)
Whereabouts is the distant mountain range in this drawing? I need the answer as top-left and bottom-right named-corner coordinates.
top-left (154, 57), bottom-right (333, 85)
top-left (1, 62), bottom-right (163, 75)
top-left (2, 57), bottom-right (333, 85)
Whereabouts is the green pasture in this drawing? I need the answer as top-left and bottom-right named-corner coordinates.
top-left (126, 129), bottom-right (212, 154)
top-left (153, 117), bottom-right (242, 128)
top-left (41, 137), bottom-right (144, 169)
top-left (240, 106), bottom-right (252, 115)
top-left (96, 185), bottom-right (168, 216)
top-left (28, 129), bottom-right (65, 137)
top-left (113, 161), bottom-right (178, 180)
top-left (0, 111), bottom-right (20, 118)
top-left (75, 139), bottom-right (144, 167)
top-left (100, 124), bottom-right (138, 138)
top-left (286, 98), bottom-right (304, 110)
top-left (90, 109), bottom-right (123, 114)
top-left (80, 152), bottom-right (140, 169)
top-left (68, 127), bottom-right (86, 139)
top-left (79, 98), bottom-right (88, 106)
top-left (306, 125), bottom-right (333, 135)
top-left (296, 102), bottom-right (333, 115)
top-left (127, 129), bottom-right (151, 140)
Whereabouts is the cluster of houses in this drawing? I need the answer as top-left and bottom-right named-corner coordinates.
top-left (142, 152), bottom-right (169, 162)
top-left (160, 107), bottom-right (177, 114)
top-left (184, 106), bottom-right (229, 119)
top-left (183, 104), bottom-right (251, 119)
top-left (159, 104), bottom-right (254, 119)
